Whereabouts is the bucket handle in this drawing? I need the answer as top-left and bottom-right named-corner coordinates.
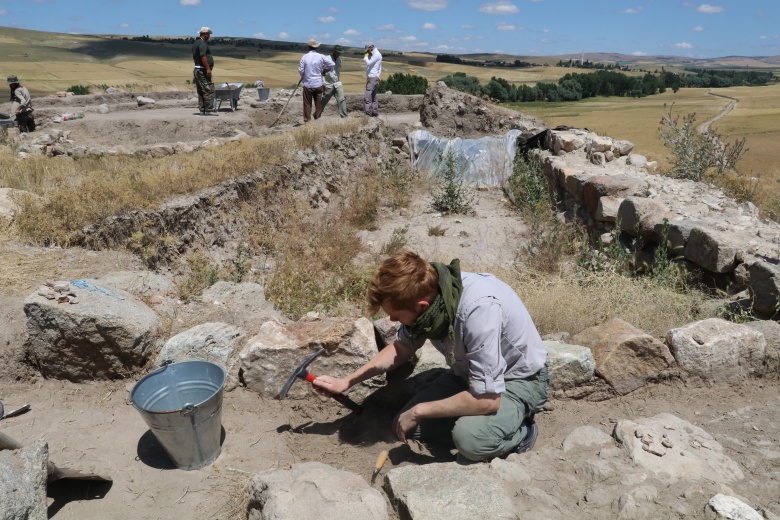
top-left (181, 403), bottom-right (197, 416)
top-left (127, 361), bottom-right (174, 409)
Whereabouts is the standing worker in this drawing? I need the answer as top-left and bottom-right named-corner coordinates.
top-left (298, 39), bottom-right (334, 123)
top-left (322, 45), bottom-right (347, 118)
top-left (7, 75), bottom-right (35, 132)
top-left (363, 43), bottom-right (382, 117)
top-left (193, 26), bottom-right (216, 115)
top-left (313, 250), bottom-right (549, 464)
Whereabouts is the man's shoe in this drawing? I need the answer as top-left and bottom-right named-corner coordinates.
top-left (515, 416), bottom-right (538, 454)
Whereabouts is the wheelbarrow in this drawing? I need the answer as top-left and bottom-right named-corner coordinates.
top-left (214, 82), bottom-right (243, 112)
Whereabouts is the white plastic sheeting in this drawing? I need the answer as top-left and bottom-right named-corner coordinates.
top-left (408, 129), bottom-right (522, 187)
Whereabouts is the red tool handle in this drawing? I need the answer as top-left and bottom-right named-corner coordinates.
top-left (302, 371), bottom-right (362, 414)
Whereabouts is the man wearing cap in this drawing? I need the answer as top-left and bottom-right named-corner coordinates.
top-left (7, 75), bottom-right (35, 132)
top-left (192, 27), bottom-right (216, 115)
top-left (322, 45), bottom-right (347, 118)
top-left (298, 39), bottom-right (334, 123)
top-left (363, 43), bottom-right (382, 117)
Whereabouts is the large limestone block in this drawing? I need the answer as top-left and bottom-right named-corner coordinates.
top-left (544, 340), bottom-right (595, 389)
top-left (582, 175), bottom-right (644, 213)
top-left (239, 316), bottom-right (381, 400)
top-left (748, 261), bottom-right (780, 314)
top-left (653, 219), bottom-right (707, 256)
top-left (684, 227), bottom-right (738, 273)
top-left (548, 131), bottom-right (585, 154)
top-left (385, 464), bottom-right (516, 520)
top-left (246, 462), bottom-right (387, 520)
top-left (666, 318), bottom-right (765, 382)
top-left (705, 494), bottom-right (763, 520)
top-left (612, 139), bottom-right (635, 156)
top-left (745, 320), bottom-right (780, 375)
top-left (157, 322), bottom-right (244, 366)
top-left (613, 413), bottom-right (743, 484)
top-left (180, 281), bottom-right (282, 335)
top-left (617, 197), bottom-right (670, 236)
top-left (98, 271), bottom-right (175, 300)
top-left (572, 318), bottom-right (675, 395)
top-left (24, 280), bottom-right (159, 381)
top-left (0, 439), bottom-right (48, 520)
top-left (595, 196), bottom-right (622, 222)
top-left (588, 134), bottom-right (613, 153)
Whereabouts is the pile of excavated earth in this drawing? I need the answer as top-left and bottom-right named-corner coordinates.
top-left (0, 83), bottom-right (778, 520)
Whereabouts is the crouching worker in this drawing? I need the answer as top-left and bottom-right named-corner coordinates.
top-left (312, 250), bottom-right (549, 464)
top-left (7, 75), bottom-right (35, 132)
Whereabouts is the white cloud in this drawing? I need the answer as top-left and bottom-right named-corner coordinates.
top-left (318, 16), bottom-right (335, 23)
top-left (336, 37), bottom-right (352, 44)
top-left (496, 21), bottom-right (516, 30)
top-left (542, 28), bottom-right (549, 33)
top-left (697, 4), bottom-right (724, 13)
top-left (478, 1), bottom-right (519, 14)
top-left (179, 0), bottom-right (200, 5)
top-left (400, 35), bottom-right (419, 41)
top-left (328, 6), bottom-right (340, 12)
top-left (376, 24), bottom-right (395, 30)
top-left (619, 7), bottom-right (643, 14)
top-left (320, 33), bottom-right (331, 39)
top-left (674, 41), bottom-right (693, 48)
top-left (253, 32), bottom-right (266, 38)
top-left (760, 34), bottom-right (779, 40)
top-left (405, 0), bottom-right (448, 11)
top-left (530, 0), bottom-right (543, 2)
top-left (119, 22), bottom-right (129, 28)
top-left (434, 44), bottom-right (454, 50)
top-left (460, 24), bottom-right (473, 29)
top-left (278, 32), bottom-right (290, 39)
top-left (0, 9), bottom-right (7, 15)
top-left (422, 22), bottom-right (437, 30)
top-left (344, 28), bottom-right (362, 36)
top-left (692, 25), bottom-right (704, 31)
top-left (540, 38), bottom-right (554, 43)
top-left (631, 51), bottom-right (648, 56)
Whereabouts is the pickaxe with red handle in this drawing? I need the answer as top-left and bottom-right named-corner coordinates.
top-left (278, 348), bottom-right (362, 414)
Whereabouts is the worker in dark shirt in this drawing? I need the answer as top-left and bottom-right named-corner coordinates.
top-left (192, 27), bottom-right (216, 115)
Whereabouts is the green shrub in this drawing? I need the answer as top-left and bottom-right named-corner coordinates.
top-left (377, 73), bottom-right (428, 95)
top-left (66, 85), bottom-right (91, 95)
top-left (430, 149), bottom-right (474, 214)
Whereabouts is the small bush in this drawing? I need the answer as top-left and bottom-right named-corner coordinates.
top-left (658, 103), bottom-right (748, 181)
top-left (381, 157), bottom-right (417, 209)
top-left (506, 152), bottom-right (551, 219)
top-left (177, 252), bottom-right (220, 301)
top-left (381, 227), bottom-right (408, 256)
top-left (428, 225), bottom-right (447, 236)
top-left (430, 149), bottom-right (474, 214)
top-left (67, 84), bottom-right (91, 95)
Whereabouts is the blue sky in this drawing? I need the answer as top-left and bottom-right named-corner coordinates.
top-left (0, 0), bottom-right (777, 58)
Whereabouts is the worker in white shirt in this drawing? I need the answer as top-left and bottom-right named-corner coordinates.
top-left (363, 43), bottom-right (382, 117)
top-left (298, 38), bottom-right (335, 122)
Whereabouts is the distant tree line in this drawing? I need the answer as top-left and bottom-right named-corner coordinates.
top-left (378, 73), bottom-right (429, 95)
top-left (678, 68), bottom-right (775, 87)
top-left (440, 70), bottom-right (677, 103)
top-left (436, 54), bottom-right (537, 68)
top-left (555, 59), bottom-right (627, 71)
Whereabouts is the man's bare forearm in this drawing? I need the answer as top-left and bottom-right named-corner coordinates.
top-left (414, 390), bottom-right (500, 419)
top-left (345, 341), bottom-right (413, 389)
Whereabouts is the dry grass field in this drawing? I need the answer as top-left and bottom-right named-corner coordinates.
top-left (2, 26), bottom-right (778, 215)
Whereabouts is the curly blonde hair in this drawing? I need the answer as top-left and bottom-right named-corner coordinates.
top-left (367, 250), bottom-right (438, 315)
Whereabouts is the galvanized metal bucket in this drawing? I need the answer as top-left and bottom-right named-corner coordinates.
top-left (130, 360), bottom-right (226, 470)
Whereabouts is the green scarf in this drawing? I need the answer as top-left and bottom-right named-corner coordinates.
top-left (409, 259), bottom-right (463, 342)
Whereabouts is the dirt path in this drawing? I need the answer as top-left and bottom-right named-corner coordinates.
top-left (697, 90), bottom-right (739, 135)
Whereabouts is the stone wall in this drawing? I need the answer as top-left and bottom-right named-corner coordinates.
top-left (533, 127), bottom-right (780, 314)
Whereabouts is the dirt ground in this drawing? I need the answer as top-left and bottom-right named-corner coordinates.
top-left (1, 90), bottom-right (779, 519)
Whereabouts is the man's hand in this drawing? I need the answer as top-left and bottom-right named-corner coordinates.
top-left (312, 375), bottom-right (349, 397)
top-left (395, 406), bottom-right (420, 443)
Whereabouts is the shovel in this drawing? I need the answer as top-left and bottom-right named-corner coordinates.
top-left (0, 431), bottom-right (112, 482)
top-left (270, 78), bottom-right (302, 127)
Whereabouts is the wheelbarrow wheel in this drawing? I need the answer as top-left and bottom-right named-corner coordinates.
top-left (232, 98), bottom-right (238, 111)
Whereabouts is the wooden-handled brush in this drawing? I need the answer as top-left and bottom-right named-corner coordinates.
top-left (371, 450), bottom-right (389, 486)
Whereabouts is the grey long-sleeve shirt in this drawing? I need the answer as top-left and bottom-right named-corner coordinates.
top-left (397, 272), bottom-right (547, 395)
